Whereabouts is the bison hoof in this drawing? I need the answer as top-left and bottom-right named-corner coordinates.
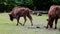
top-left (55, 27), bottom-right (57, 29)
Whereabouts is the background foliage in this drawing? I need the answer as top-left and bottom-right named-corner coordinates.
top-left (0, 0), bottom-right (60, 12)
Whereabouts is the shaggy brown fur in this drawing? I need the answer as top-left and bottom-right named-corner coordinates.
top-left (46, 5), bottom-right (60, 29)
top-left (9, 6), bottom-right (33, 26)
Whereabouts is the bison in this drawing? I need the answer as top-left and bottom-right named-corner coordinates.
top-left (46, 5), bottom-right (60, 29)
top-left (9, 6), bottom-right (33, 26)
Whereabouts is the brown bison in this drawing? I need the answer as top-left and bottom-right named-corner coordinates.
top-left (9, 6), bottom-right (33, 26)
top-left (46, 5), bottom-right (60, 29)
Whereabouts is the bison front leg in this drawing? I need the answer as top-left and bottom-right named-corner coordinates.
top-left (46, 21), bottom-right (50, 29)
top-left (16, 16), bottom-right (22, 26)
top-left (55, 18), bottom-right (58, 29)
top-left (16, 18), bottom-right (19, 26)
top-left (23, 16), bottom-right (27, 26)
top-left (50, 18), bottom-right (54, 28)
top-left (46, 18), bottom-right (51, 29)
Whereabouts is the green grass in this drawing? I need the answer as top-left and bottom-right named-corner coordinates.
top-left (0, 13), bottom-right (60, 34)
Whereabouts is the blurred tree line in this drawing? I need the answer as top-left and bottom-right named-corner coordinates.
top-left (0, 0), bottom-right (60, 12)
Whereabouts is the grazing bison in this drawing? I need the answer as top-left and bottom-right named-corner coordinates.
top-left (46, 5), bottom-right (60, 29)
top-left (9, 6), bottom-right (33, 26)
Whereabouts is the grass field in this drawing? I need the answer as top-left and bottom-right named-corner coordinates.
top-left (0, 13), bottom-right (60, 34)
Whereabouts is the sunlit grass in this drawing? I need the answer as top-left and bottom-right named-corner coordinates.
top-left (0, 13), bottom-right (60, 34)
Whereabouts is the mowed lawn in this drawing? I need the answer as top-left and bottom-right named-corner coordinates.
top-left (0, 13), bottom-right (60, 34)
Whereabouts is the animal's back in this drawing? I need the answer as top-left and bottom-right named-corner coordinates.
top-left (48, 5), bottom-right (59, 17)
top-left (10, 7), bottom-right (31, 17)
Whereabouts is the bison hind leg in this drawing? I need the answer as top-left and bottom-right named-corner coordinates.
top-left (27, 14), bottom-right (33, 26)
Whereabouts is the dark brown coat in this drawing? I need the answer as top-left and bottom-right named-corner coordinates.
top-left (9, 7), bottom-right (33, 26)
top-left (46, 5), bottom-right (60, 29)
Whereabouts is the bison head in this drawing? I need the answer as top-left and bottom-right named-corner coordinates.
top-left (9, 14), bottom-right (14, 21)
